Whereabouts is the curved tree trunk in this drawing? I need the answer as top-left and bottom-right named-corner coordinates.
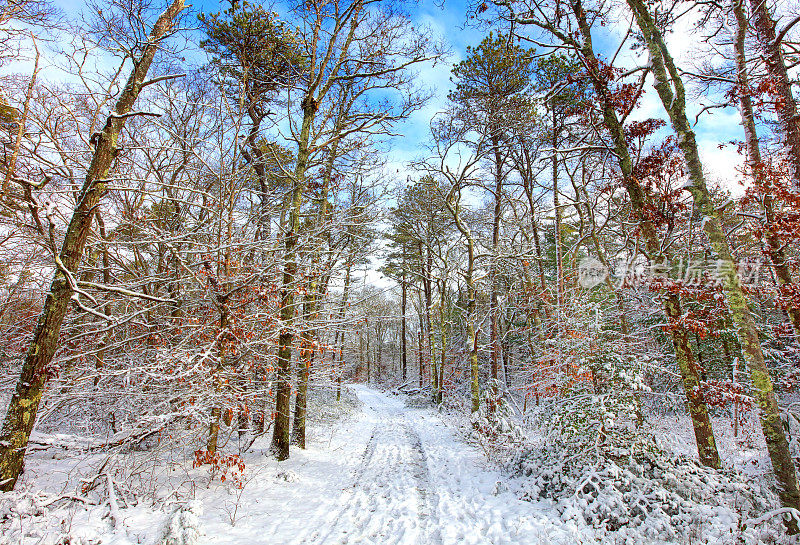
top-left (627, 0), bottom-right (799, 528)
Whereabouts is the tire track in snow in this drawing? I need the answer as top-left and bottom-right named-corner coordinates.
top-left (292, 425), bottom-right (378, 544)
top-left (351, 426), bottom-right (379, 485)
top-left (293, 393), bottom-right (439, 544)
top-left (402, 422), bottom-right (442, 545)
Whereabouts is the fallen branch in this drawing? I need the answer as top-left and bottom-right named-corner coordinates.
top-left (105, 473), bottom-right (121, 529)
top-left (743, 507), bottom-right (800, 529)
top-left (28, 419), bottom-right (175, 453)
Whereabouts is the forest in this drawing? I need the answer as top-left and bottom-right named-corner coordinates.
top-left (2, 0), bottom-right (800, 543)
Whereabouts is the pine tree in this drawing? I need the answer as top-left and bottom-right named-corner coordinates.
top-left (450, 33), bottom-right (534, 399)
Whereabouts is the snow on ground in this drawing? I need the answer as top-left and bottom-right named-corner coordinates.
top-left (199, 384), bottom-right (588, 545)
top-left (1, 385), bottom-right (591, 545)
top-left (5, 385), bottom-right (791, 544)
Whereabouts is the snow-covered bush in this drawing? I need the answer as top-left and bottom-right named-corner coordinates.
top-left (506, 334), bottom-right (788, 543)
top-left (508, 439), bottom-right (784, 544)
top-left (537, 335), bottom-right (648, 458)
top-left (159, 501), bottom-right (205, 545)
top-left (471, 380), bottom-right (526, 450)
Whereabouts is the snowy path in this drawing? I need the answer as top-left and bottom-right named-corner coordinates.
top-left (292, 388), bottom-right (439, 545)
top-left (201, 385), bottom-right (583, 545)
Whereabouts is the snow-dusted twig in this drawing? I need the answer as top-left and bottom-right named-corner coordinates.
top-left (105, 473), bottom-right (122, 529)
top-left (743, 507), bottom-right (800, 529)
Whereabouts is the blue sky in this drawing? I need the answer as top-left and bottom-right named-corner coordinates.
top-left (38, 0), bottom-right (746, 194)
top-left (185, 0), bottom-right (485, 175)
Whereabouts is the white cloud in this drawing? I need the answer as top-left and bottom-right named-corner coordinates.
top-left (699, 140), bottom-right (748, 197)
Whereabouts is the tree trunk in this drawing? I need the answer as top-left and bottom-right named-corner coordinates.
top-left (335, 260), bottom-right (352, 401)
top-left (430, 317), bottom-right (438, 401)
top-left (445, 195), bottom-right (480, 413)
top-left (358, 331), bottom-right (364, 387)
top-left (570, 0), bottom-right (721, 468)
top-left (551, 104), bottom-right (564, 336)
top-left (501, 316), bottom-right (511, 389)
top-left (206, 303), bottom-right (230, 455)
top-left (271, 99), bottom-right (315, 461)
top-left (0, 0), bottom-right (185, 491)
top-left (376, 327), bottom-right (383, 381)
top-left (365, 332), bottom-right (371, 383)
top-left (733, 0), bottom-right (800, 339)
top-left (292, 340), bottom-right (313, 449)
top-left (438, 292), bottom-right (447, 405)
top-left (665, 294), bottom-right (721, 467)
top-left (425, 247), bottom-right (434, 392)
top-left (490, 134), bottom-right (504, 401)
top-left (465, 240), bottom-right (480, 414)
top-left (292, 133), bottom-right (338, 448)
top-left (401, 274), bottom-right (407, 382)
top-left (417, 328), bottom-right (424, 389)
top-left (749, 0), bottom-right (800, 190)
top-left (627, 0), bottom-right (800, 526)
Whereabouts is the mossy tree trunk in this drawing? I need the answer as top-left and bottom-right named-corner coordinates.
top-left (554, 0), bottom-right (721, 469)
top-left (626, 0), bottom-right (799, 527)
top-left (732, 0), bottom-right (800, 339)
top-left (748, 0), bottom-right (800, 190)
top-left (0, 0), bottom-right (185, 492)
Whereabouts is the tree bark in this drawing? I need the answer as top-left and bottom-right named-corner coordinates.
top-left (0, 0), bottom-right (185, 491)
top-left (551, 104), bottom-right (564, 337)
top-left (445, 193), bottom-right (480, 413)
top-left (335, 260), bottom-right (352, 401)
top-left (292, 338), bottom-right (313, 449)
top-left (437, 285), bottom-right (447, 404)
top-left (490, 134), bottom-right (504, 401)
top-left (401, 271), bottom-right (407, 382)
top-left (271, 99), bottom-right (314, 461)
top-left (292, 130), bottom-right (338, 448)
top-left (424, 246), bottom-right (434, 393)
top-left (417, 327), bottom-right (424, 389)
top-left (749, 0), bottom-right (800, 190)
top-left (206, 296), bottom-right (230, 455)
top-left (569, 0), bottom-right (721, 468)
top-left (733, 0), bottom-right (800, 339)
top-left (627, 0), bottom-right (799, 526)
top-left (664, 294), bottom-right (720, 467)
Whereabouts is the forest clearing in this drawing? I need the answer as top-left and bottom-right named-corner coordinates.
top-left (2, 0), bottom-right (800, 543)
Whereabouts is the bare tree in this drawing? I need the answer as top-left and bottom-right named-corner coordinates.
top-left (0, 0), bottom-right (186, 492)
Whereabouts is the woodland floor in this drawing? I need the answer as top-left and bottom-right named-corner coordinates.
top-left (2, 385), bottom-right (790, 544)
top-left (196, 385), bottom-right (582, 545)
top-left (3, 384), bottom-right (592, 545)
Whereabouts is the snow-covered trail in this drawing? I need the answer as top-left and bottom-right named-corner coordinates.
top-left (291, 388), bottom-right (439, 545)
top-left (201, 385), bottom-right (583, 545)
